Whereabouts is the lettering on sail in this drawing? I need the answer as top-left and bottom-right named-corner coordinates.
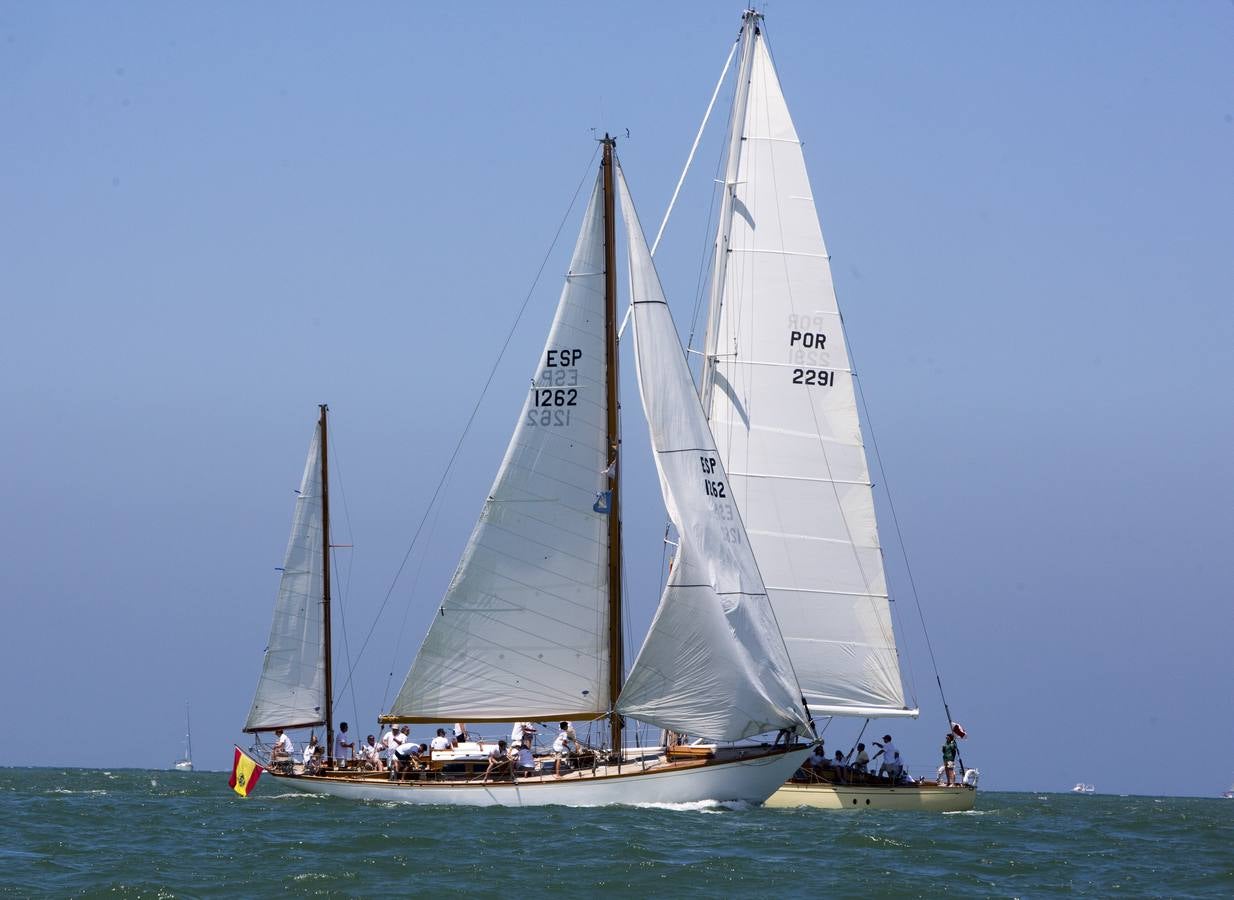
top-left (527, 348), bottom-right (582, 427)
top-left (700, 455), bottom-right (741, 544)
top-left (787, 313), bottom-right (833, 386)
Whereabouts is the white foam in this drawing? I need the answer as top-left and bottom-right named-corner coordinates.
top-left (630, 799), bottom-right (752, 814)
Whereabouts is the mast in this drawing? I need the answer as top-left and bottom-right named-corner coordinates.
top-left (184, 701), bottom-right (192, 762)
top-left (319, 403), bottom-right (334, 767)
top-left (699, 9), bottom-right (760, 412)
top-left (601, 135), bottom-right (624, 756)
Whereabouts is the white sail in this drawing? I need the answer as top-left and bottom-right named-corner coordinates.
top-left (244, 425), bottom-right (328, 732)
top-left (702, 27), bottom-right (914, 718)
top-left (391, 176), bottom-right (612, 722)
top-left (614, 165), bottom-right (813, 742)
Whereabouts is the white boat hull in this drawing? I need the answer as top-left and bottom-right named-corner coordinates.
top-left (262, 746), bottom-right (810, 807)
top-left (765, 781), bottom-right (977, 812)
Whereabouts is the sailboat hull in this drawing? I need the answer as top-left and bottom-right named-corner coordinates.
top-left (261, 746), bottom-right (809, 808)
top-left (765, 781), bottom-right (976, 812)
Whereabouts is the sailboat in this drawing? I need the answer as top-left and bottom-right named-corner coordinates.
top-left (673, 10), bottom-right (977, 811)
top-left (173, 701), bottom-right (193, 772)
top-left (237, 140), bottom-right (814, 806)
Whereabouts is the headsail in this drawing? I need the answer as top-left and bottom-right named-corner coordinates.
top-left (390, 175), bottom-right (612, 723)
top-left (702, 21), bottom-right (915, 718)
top-left (614, 163), bottom-right (813, 742)
top-left (244, 424), bottom-right (328, 732)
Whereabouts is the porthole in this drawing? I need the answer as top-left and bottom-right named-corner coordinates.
top-left (865, 799), bottom-right (871, 805)
top-left (852, 798), bottom-right (858, 805)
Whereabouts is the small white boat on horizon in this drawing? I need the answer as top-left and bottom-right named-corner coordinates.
top-left (1071, 782), bottom-right (1095, 794)
top-left (173, 701), bottom-right (193, 772)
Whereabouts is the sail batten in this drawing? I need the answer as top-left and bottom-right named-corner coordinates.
top-left (243, 425), bottom-right (328, 733)
top-left (614, 163), bottom-right (812, 743)
top-left (701, 26), bottom-right (911, 718)
top-left (390, 175), bottom-right (613, 723)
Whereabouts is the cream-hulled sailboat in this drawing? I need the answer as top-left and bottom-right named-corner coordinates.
top-left (677, 10), bottom-right (977, 811)
top-left (238, 140), bottom-right (814, 806)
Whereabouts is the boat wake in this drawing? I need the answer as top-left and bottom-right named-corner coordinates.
top-left (630, 799), bottom-right (752, 814)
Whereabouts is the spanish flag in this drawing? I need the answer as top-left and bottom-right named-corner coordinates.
top-left (229, 746), bottom-right (264, 798)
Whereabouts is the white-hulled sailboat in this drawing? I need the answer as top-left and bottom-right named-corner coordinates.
top-left (237, 141), bottom-right (814, 806)
top-left (173, 701), bottom-right (193, 772)
top-left (677, 10), bottom-right (977, 811)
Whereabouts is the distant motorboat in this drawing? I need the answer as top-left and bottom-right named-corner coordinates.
top-left (1222, 782), bottom-right (1233, 799)
top-left (173, 701), bottom-right (193, 772)
top-left (1071, 782), bottom-right (1095, 794)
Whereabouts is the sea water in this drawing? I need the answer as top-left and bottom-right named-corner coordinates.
top-left (2, 768), bottom-right (1231, 896)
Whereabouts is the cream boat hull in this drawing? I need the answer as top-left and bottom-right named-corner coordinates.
top-left (260, 746), bottom-right (810, 808)
top-left (766, 781), bottom-right (977, 811)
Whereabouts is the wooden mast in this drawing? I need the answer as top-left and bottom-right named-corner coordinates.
top-left (601, 136), bottom-right (624, 758)
top-left (319, 403), bottom-right (335, 767)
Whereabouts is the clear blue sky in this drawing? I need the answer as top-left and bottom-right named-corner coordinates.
top-left (2, 1), bottom-right (1231, 796)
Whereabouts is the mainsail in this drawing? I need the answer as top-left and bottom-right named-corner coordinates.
top-left (701, 21), bottom-right (915, 718)
top-left (615, 164), bottom-right (813, 742)
top-left (244, 424), bottom-right (328, 732)
top-left (391, 176), bottom-right (612, 722)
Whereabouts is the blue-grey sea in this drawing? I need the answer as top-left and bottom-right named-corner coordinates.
top-left (2, 768), bottom-right (1231, 897)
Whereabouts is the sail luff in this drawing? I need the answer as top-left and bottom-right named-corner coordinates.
top-left (700, 23), bottom-right (913, 718)
top-left (390, 172), bottom-right (613, 723)
top-left (613, 161), bottom-right (812, 742)
top-left (243, 422), bottom-right (329, 733)
top-left (699, 10), bottom-right (761, 415)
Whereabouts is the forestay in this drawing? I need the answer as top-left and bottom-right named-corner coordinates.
top-left (244, 424), bottom-right (328, 732)
top-left (391, 176), bottom-right (612, 722)
top-left (703, 29), bottom-right (914, 717)
top-left (614, 164), bottom-right (813, 742)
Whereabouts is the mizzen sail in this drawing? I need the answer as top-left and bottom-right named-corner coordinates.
top-left (615, 164), bottom-right (812, 742)
top-left (244, 424), bottom-right (328, 732)
top-left (390, 176), bottom-right (612, 722)
top-left (702, 25), bottom-right (914, 718)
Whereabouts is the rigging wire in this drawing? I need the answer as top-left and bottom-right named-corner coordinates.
top-left (337, 144), bottom-right (603, 706)
top-left (851, 365), bottom-right (958, 728)
top-left (650, 37), bottom-right (739, 257)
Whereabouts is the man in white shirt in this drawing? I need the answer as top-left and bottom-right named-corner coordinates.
top-left (334, 722), bottom-right (355, 767)
top-left (873, 735), bottom-right (902, 780)
top-left (515, 745), bottom-right (535, 773)
top-left (483, 740), bottom-right (512, 783)
top-left (392, 741), bottom-right (426, 779)
top-left (511, 721), bottom-right (537, 749)
top-left (380, 725), bottom-right (401, 766)
top-left (302, 735), bottom-right (321, 767)
top-left (271, 729), bottom-right (295, 768)
top-left (359, 734), bottom-right (383, 771)
top-left (552, 721), bottom-right (577, 777)
top-left (429, 728), bottom-right (453, 752)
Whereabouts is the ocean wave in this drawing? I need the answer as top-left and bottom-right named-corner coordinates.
top-left (46, 789), bottom-right (108, 796)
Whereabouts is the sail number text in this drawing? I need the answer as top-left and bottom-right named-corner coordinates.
top-left (788, 329), bottom-right (833, 387)
top-left (527, 348), bottom-right (583, 427)
top-left (701, 456), bottom-right (741, 543)
top-left (787, 314), bottom-right (832, 368)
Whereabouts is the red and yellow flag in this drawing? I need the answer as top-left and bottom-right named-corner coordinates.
top-left (229, 746), bottom-right (264, 798)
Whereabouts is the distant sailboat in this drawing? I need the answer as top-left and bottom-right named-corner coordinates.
top-left (1071, 783), bottom-right (1095, 794)
top-left (676, 9), bottom-right (976, 812)
top-left (236, 142), bottom-right (815, 806)
top-left (173, 702), bottom-right (193, 772)
top-left (1221, 782), bottom-right (1233, 799)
